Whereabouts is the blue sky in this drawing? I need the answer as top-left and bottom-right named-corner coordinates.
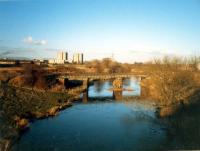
top-left (0, 0), bottom-right (200, 62)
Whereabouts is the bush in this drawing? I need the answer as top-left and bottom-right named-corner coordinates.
top-left (22, 63), bottom-right (48, 89)
top-left (152, 70), bottom-right (196, 105)
top-left (141, 56), bottom-right (199, 106)
top-left (86, 58), bottom-right (132, 73)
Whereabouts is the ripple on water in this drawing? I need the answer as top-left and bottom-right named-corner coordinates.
top-left (13, 101), bottom-right (167, 151)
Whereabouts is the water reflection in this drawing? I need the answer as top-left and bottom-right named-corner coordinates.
top-left (13, 102), bottom-right (167, 151)
top-left (82, 90), bottom-right (88, 103)
top-left (123, 78), bottom-right (131, 86)
top-left (89, 78), bottom-right (140, 99)
top-left (113, 90), bottom-right (122, 100)
top-left (93, 80), bottom-right (105, 93)
top-left (162, 104), bottom-right (200, 150)
top-left (123, 78), bottom-right (140, 96)
top-left (12, 78), bottom-right (200, 151)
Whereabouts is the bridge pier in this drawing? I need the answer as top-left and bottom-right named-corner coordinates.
top-left (82, 78), bottom-right (89, 103)
top-left (113, 90), bottom-right (122, 100)
top-left (83, 78), bottom-right (89, 89)
top-left (57, 78), bottom-right (69, 89)
top-left (112, 78), bottom-right (123, 100)
top-left (112, 78), bottom-right (123, 90)
top-left (82, 90), bottom-right (88, 103)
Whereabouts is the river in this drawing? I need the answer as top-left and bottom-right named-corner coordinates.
top-left (12, 78), bottom-right (200, 151)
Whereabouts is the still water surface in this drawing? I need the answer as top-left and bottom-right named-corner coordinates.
top-left (13, 78), bottom-right (200, 151)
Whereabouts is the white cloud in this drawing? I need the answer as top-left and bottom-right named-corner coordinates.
top-left (23, 36), bottom-right (47, 45)
top-left (23, 36), bottom-right (33, 44)
top-left (34, 40), bottom-right (47, 45)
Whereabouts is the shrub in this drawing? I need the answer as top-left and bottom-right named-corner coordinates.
top-left (22, 63), bottom-right (48, 89)
top-left (152, 70), bottom-right (197, 105)
top-left (142, 56), bottom-right (199, 106)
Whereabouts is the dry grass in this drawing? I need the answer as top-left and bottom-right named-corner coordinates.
top-left (141, 56), bottom-right (200, 106)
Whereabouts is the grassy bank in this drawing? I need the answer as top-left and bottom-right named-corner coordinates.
top-left (0, 81), bottom-right (75, 151)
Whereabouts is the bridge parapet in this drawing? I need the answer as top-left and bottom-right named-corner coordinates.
top-left (58, 73), bottom-right (147, 81)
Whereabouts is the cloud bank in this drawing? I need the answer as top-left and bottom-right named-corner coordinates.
top-left (23, 36), bottom-right (47, 45)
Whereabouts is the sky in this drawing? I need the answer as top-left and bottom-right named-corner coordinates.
top-left (0, 0), bottom-right (200, 63)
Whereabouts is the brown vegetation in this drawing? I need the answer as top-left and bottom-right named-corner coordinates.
top-left (0, 81), bottom-right (71, 137)
top-left (7, 65), bottom-right (48, 89)
top-left (22, 63), bottom-right (48, 89)
top-left (141, 56), bottom-right (200, 117)
top-left (85, 58), bottom-right (132, 73)
top-left (142, 70), bottom-right (197, 105)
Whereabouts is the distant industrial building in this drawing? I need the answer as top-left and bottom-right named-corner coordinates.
top-left (49, 51), bottom-right (68, 64)
top-left (73, 53), bottom-right (83, 64)
top-left (48, 51), bottom-right (84, 64)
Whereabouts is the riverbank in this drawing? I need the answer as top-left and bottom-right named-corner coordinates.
top-left (140, 68), bottom-right (200, 117)
top-left (0, 81), bottom-right (83, 151)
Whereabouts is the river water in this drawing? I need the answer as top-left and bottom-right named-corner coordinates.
top-left (12, 78), bottom-right (200, 151)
